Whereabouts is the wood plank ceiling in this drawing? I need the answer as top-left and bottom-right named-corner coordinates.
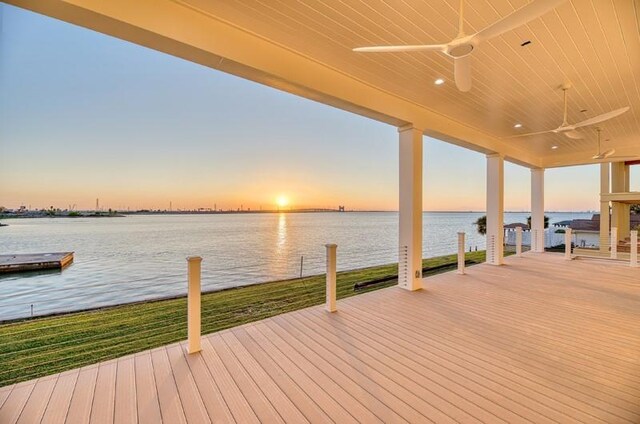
top-left (182, 0), bottom-right (640, 162)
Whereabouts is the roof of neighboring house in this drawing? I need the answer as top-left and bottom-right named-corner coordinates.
top-left (569, 219), bottom-right (600, 231)
top-left (558, 213), bottom-right (640, 231)
top-left (504, 223), bottom-right (529, 230)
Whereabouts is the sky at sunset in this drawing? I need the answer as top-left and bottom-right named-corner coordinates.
top-left (2, 4), bottom-right (637, 212)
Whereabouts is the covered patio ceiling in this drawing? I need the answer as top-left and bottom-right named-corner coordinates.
top-left (7, 0), bottom-right (640, 168)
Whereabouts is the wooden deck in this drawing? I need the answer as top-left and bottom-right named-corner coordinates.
top-left (1, 252), bottom-right (639, 423)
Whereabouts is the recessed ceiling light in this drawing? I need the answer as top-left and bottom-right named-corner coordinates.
top-left (434, 78), bottom-right (445, 85)
top-left (514, 123), bottom-right (523, 128)
top-left (551, 145), bottom-right (558, 150)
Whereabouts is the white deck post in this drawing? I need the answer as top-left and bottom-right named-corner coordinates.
top-left (531, 168), bottom-right (545, 253)
top-left (398, 125), bottom-right (423, 290)
top-left (515, 226), bottom-right (523, 257)
top-left (187, 256), bottom-right (202, 354)
top-left (457, 232), bottom-right (465, 274)
top-left (486, 154), bottom-right (504, 265)
top-left (564, 229), bottom-right (572, 260)
top-left (325, 244), bottom-right (337, 312)
top-left (630, 231), bottom-right (638, 267)
top-left (611, 227), bottom-right (618, 259)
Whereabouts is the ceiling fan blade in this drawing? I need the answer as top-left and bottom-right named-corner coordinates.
top-left (592, 155), bottom-right (640, 163)
top-left (573, 106), bottom-right (630, 129)
top-left (473, 0), bottom-right (567, 43)
top-left (592, 149), bottom-right (616, 160)
top-left (503, 129), bottom-right (555, 139)
top-left (352, 44), bottom-right (446, 53)
top-left (454, 55), bottom-right (472, 92)
top-left (564, 130), bottom-right (583, 140)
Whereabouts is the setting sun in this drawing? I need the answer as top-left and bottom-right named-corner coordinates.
top-left (276, 195), bottom-right (289, 208)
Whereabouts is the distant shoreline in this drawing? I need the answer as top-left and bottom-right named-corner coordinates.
top-left (0, 209), bottom-right (597, 219)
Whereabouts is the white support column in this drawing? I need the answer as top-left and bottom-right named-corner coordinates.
top-left (486, 154), bottom-right (504, 266)
top-left (599, 163), bottom-right (610, 254)
top-left (187, 256), bottom-right (202, 354)
top-left (457, 232), bottom-right (465, 274)
top-left (530, 168), bottom-right (545, 253)
top-left (611, 227), bottom-right (618, 259)
top-left (564, 228), bottom-right (572, 260)
top-left (611, 162), bottom-right (631, 241)
top-left (398, 125), bottom-right (423, 290)
top-left (515, 226), bottom-right (523, 257)
top-left (630, 230), bottom-right (638, 267)
top-left (325, 244), bottom-right (337, 312)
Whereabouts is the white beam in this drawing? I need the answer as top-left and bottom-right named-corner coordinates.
top-left (398, 126), bottom-right (423, 291)
top-left (486, 154), bottom-right (504, 265)
top-left (530, 168), bottom-right (545, 253)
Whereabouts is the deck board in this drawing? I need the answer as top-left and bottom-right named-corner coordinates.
top-left (150, 347), bottom-right (186, 424)
top-left (113, 356), bottom-right (137, 424)
top-left (133, 352), bottom-right (161, 424)
top-left (65, 365), bottom-right (98, 424)
top-left (219, 331), bottom-right (308, 423)
top-left (177, 341), bottom-right (235, 423)
top-left (165, 343), bottom-right (211, 424)
top-left (16, 375), bottom-right (57, 424)
top-left (40, 369), bottom-right (79, 424)
top-left (199, 337), bottom-right (260, 424)
top-left (2, 252), bottom-right (640, 423)
top-left (89, 359), bottom-right (117, 424)
top-left (236, 326), bottom-right (356, 423)
top-left (0, 382), bottom-right (34, 424)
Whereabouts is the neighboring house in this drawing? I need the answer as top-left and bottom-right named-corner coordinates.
top-left (555, 214), bottom-right (640, 248)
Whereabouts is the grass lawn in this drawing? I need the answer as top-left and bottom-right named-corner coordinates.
top-left (0, 250), bottom-right (487, 386)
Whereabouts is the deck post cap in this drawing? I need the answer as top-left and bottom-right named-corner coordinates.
top-left (187, 256), bottom-right (203, 262)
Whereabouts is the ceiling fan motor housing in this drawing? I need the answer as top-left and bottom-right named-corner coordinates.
top-left (447, 43), bottom-right (474, 58)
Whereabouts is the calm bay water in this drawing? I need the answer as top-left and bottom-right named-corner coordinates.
top-left (0, 211), bottom-right (592, 320)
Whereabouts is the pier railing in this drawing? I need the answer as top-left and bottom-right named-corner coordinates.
top-left (0, 235), bottom-right (478, 386)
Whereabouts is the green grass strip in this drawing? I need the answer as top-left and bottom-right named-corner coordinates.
top-left (0, 251), bottom-right (487, 386)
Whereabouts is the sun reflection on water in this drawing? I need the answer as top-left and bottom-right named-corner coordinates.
top-left (277, 212), bottom-right (287, 254)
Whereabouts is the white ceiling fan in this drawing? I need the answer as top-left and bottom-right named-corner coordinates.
top-left (508, 83), bottom-right (630, 140)
top-left (546, 128), bottom-right (639, 166)
top-left (352, 0), bottom-right (567, 92)
top-left (593, 128), bottom-right (615, 159)
top-left (590, 128), bottom-right (638, 162)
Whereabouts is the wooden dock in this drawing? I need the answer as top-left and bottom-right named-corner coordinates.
top-left (0, 252), bottom-right (74, 274)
